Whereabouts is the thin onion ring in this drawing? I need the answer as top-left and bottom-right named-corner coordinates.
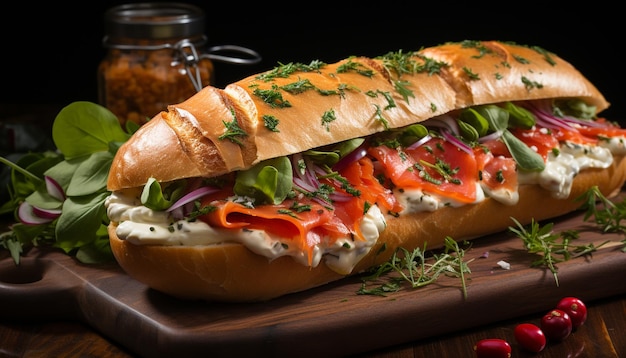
top-left (166, 186), bottom-right (220, 213)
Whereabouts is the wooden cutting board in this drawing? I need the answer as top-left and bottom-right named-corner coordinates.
top-left (1, 207), bottom-right (625, 358)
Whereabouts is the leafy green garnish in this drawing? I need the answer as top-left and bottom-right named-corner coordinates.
top-left (234, 157), bottom-right (293, 205)
top-left (303, 138), bottom-right (365, 167)
top-left (469, 104), bottom-right (545, 171)
top-left (55, 192), bottom-right (111, 253)
top-left (459, 108), bottom-right (489, 138)
top-left (554, 99), bottom-right (598, 120)
top-left (1, 152), bottom-right (63, 214)
top-left (141, 178), bottom-right (187, 211)
top-left (462, 67), bottom-right (480, 80)
top-left (397, 124), bottom-right (429, 148)
top-left (1, 102), bottom-right (132, 264)
top-left (65, 151), bottom-right (114, 196)
top-left (503, 102), bottom-right (536, 129)
top-left (52, 102), bottom-right (129, 159)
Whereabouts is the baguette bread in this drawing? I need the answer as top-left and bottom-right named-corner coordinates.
top-left (108, 159), bottom-right (626, 302)
top-left (107, 41), bottom-right (608, 191)
top-left (105, 40), bottom-right (626, 302)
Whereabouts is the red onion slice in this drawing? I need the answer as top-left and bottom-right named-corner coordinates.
top-left (329, 192), bottom-right (353, 202)
top-left (332, 144), bottom-right (368, 172)
top-left (441, 129), bottom-right (473, 156)
top-left (533, 108), bottom-right (576, 131)
top-left (293, 176), bottom-right (318, 193)
top-left (166, 186), bottom-right (219, 213)
top-left (45, 176), bottom-right (66, 201)
top-left (560, 114), bottom-right (607, 128)
top-left (32, 206), bottom-right (62, 219)
top-left (18, 202), bottom-right (57, 225)
top-left (406, 133), bottom-right (433, 150)
top-left (427, 115), bottom-right (459, 134)
top-left (478, 130), bottom-right (504, 143)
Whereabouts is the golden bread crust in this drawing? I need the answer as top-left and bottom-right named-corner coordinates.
top-left (106, 40), bottom-right (620, 302)
top-left (107, 41), bottom-right (608, 191)
top-left (108, 156), bottom-right (626, 302)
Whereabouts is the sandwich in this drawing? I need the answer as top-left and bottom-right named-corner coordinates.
top-left (105, 40), bottom-right (626, 302)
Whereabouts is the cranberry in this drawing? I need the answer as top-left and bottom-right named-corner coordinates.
top-left (514, 323), bottom-right (546, 353)
top-left (541, 309), bottom-right (573, 341)
top-left (474, 338), bottom-right (511, 358)
top-left (556, 296), bottom-right (588, 328)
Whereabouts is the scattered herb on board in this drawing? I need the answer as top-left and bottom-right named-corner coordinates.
top-left (357, 236), bottom-right (473, 299)
top-left (508, 218), bottom-right (607, 288)
top-left (578, 185), bottom-right (626, 242)
top-left (508, 185), bottom-right (626, 287)
top-left (358, 184), bottom-right (626, 298)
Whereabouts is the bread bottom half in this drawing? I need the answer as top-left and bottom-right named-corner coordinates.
top-left (108, 156), bottom-right (626, 302)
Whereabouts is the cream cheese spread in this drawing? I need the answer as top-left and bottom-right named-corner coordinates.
top-left (518, 140), bottom-right (615, 199)
top-left (105, 138), bottom-right (620, 274)
top-left (106, 193), bottom-right (385, 275)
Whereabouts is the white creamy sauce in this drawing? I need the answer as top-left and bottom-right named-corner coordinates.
top-left (105, 138), bottom-right (621, 274)
top-left (106, 194), bottom-right (385, 275)
top-left (598, 136), bottom-right (626, 155)
top-left (518, 141), bottom-right (614, 199)
top-left (395, 182), bottom-right (487, 214)
top-left (395, 139), bottom-right (617, 213)
top-left (481, 183), bottom-right (519, 206)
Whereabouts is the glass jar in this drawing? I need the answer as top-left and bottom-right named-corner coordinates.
top-left (98, 2), bottom-right (261, 127)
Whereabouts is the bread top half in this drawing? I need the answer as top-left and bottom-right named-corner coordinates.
top-left (107, 40), bottom-right (608, 191)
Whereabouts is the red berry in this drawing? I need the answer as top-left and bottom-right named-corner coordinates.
top-left (556, 296), bottom-right (588, 328)
top-left (514, 323), bottom-right (546, 353)
top-left (474, 338), bottom-right (511, 358)
top-left (541, 309), bottom-right (573, 341)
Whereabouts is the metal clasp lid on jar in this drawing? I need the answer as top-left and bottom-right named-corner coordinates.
top-left (102, 2), bottom-right (262, 92)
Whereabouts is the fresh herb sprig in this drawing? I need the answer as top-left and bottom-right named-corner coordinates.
top-left (509, 215), bottom-right (610, 287)
top-left (577, 185), bottom-right (626, 250)
top-left (357, 236), bottom-right (473, 299)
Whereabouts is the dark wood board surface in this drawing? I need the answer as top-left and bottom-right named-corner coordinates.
top-left (1, 207), bottom-right (625, 358)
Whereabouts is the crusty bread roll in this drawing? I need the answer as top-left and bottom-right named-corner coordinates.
top-left (107, 41), bottom-right (608, 191)
top-left (106, 40), bottom-right (626, 302)
top-left (108, 157), bottom-right (626, 302)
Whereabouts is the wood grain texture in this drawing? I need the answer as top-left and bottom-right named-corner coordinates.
top-left (1, 204), bottom-right (626, 357)
top-left (357, 294), bottom-right (626, 357)
top-left (1, 295), bottom-right (624, 357)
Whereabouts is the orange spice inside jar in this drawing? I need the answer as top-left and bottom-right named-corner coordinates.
top-left (98, 3), bottom-right (214, 127)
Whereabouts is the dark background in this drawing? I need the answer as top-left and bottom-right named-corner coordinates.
top-left (1, 2), bottom-right (623, 122)
top-left (0, 2), bottom-right (622, 205)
